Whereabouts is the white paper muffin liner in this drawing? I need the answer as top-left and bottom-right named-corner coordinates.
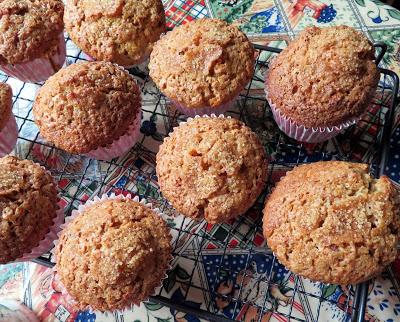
top-left (265, 88), bottom-right (359, 143)
top-left (51, 193), bottom-right (173, 312)
top-left (0, 114), bottom-right (18, 157)
top-left (85, 107), bottom-right (142, 161)
top-left (0, 32), bottom-right (66, 83)
top-left (13, 165), bottom-right (65, 263)
top-left (171, 95), bottom-right (239, 117)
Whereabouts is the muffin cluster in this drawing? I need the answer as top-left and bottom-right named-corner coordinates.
top-left (0, 0), bottom-right (398, 314)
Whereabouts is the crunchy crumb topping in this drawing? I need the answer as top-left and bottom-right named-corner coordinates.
top-left (56, 198), bottom-right (172, 311)
top-left (0, 83), bottom-right (12, 130)
top-left (0, 156), bottom-right (58, 264)
top-left (156, 117), bottom-right (268, 223)
top-left (64, 0), bottom-right (165, 66)
top-left (149, 19), bottom-right (255, 109)
top-left (266, 26), bottom-right (380, 128)
top-left (33, 61), bottom-right (141, 154)
top-left (0, 0), bottom-right (64, 64)
top-left (263, 161), bottom-right (400, 285)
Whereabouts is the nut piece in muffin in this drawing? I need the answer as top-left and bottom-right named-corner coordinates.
top-left (55, 198), bottom-right (172, 311)
top-left (156, 117), bottom-right (268, 223)
top-left (0, 0), bottom-right (65, 82)
top-left (266, 26), bottom-right (379, 129)
top-left (0, 83), bottom-right (12, 131)
top-left (263, 161), bottom-right (399, 285)
top-left (64, 0), bottom-right (166, 67)
top-left (0, 156), bottom-right (58, 264)
top-left (149, 18), bottom-right (255, 113)
top-left (33, 61), bottom-right (141, 155)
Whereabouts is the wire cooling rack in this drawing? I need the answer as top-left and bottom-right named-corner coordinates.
top-left (2, 35), bottom-right (399, 322)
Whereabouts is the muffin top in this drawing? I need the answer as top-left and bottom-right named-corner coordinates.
top-left (33, 61), bottom-right (141, 154)
top-left (263, 161), bottom-right (399, 285)
top-left (0, 83), bottom-right (12, 130)
top-left (0, 156), bottom-right (58, 264)
top-left (149, 19), bottom-right (255, 109)
top-left (156, 117), bottom-right (268, 223)
top-left (64, 0), bottom-right (165, 67)
top-left (0, 0), bottom-right (64, 65)
top-left (266, 26), bottom-right (380, 128)
top-left (56, 198), bottom-right (172, 311)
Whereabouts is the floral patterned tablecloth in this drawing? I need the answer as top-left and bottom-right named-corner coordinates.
top-left (1, 1), bottom-right (400, 322)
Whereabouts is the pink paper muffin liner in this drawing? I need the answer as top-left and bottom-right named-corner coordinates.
top-left (171, 95), bottom-right (239, 117)
top-left (0, 114), bottom-right (18, 157)
top-left (265, 88), bottom-right (359, 143)
top-left (85, 107), bottom-right (142, 161)
top-left (0, 32), bottom-right (66, 83)
top-left (14, 165), bottom-right (65, 263)
top-left (51, 193), bottom-right (173, 312)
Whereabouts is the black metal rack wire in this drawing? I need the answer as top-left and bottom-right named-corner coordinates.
top-left (3, 36), bottom-right (398, 322)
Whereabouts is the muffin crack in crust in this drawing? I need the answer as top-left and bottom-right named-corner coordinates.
top-left (56, 199), bottom-right (172, 311)
top-left (0, 0), bottom-right (64, 65)
top-left (0, 156), bottom-right (58, 264)
top-left (149, 19), bottom-right (255, 109)
top-left (263, 161), bottom-right (400, 285)
top-left (32, 61), bottom-right (141, 154)
top-left (266, 26), bottom-right (380, 128)
top-left (64, 0), bottom-right (166, 66)
top-left (156, 118), bottom-right (268, 223)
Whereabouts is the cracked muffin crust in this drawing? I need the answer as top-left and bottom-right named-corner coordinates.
top-left (149, 18), bottom-right (255, 109)
top-left (0, 83), bottom-right (12, 130)
top-left (0, 0), bottom-right (64, 64)
top-left (64, 0), bottom-right (165, 67)
top-left (0, 156), bottom-right (58, 264)
top-left (55, 198), bottom-right (172, 311)
top-left (263, 161), bottom-right (400, 285)
top-left (156, 117), bottom-right (268, 223)
top-left (266, 26), bottom-right (380, 128)
top-left (33, 61), bottom-right (141, 154)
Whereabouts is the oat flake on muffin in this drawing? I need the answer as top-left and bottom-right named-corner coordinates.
top-left (263, 161), bottom-right (400, 285)
top-left (156, 117), bottom-right (268, 223)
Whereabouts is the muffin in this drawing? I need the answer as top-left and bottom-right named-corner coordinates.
top-left (266, 26), bottom-right (380, 143)
top-left (0, 83), bottom-right (17, 157)
top-left (64, 0), bottom-right (165, 67)
top-left (0, 0), bottom-right (65, 83)
top-left (149, 19), bottom-right (255, 116)
top-left (0, 156), bottom-right (60, 264)
top-left (33, 61), bottom-right (142, 160)
top-left (263, 161), bottom-right (400, 285)
top-left (156, 116), bottom-right (268, 223)
top-left (55, 197), bottom-right (172, 311)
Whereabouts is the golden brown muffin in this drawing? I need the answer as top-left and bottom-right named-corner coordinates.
top-left (266, 26), bottom-right (380, 128)
top-left (0, 83), bottom-right (12, 130)
top-left (0, 156), bottom-right (58, 264)
top-left (0, 0), bottom-right (64, 65)
top-left (64, 0), bottom-right (165, 67)
top-left (263, 161), bottom-right (400, 285)
top-left (56, 198), bottom-right (172, 311)
top-left (156, 117), bottom-right (268, 223)
top-left (33, 61), bottom-right (141, 154)
top-left (149, 18), bottom-right (255, 110)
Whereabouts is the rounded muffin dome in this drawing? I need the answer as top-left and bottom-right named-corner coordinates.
top-left (149, 18), bottom-right (255, 109)
top-left (0, 156), bottom-right (58, 264)
top-left (266, 26), bottom-right (380, 128)
top-left (33, 61), bottom-right (141, 154)
top-left (55, 198), bottom-right (172, 311)
top-left (0, 0), bottom-right (64, 64)
top-left (156, 117), bottom-right (268, 223)
top-left (64, 0), bottom-right (165, 66)
top-left (263, 161), bottom-right (400, 285)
